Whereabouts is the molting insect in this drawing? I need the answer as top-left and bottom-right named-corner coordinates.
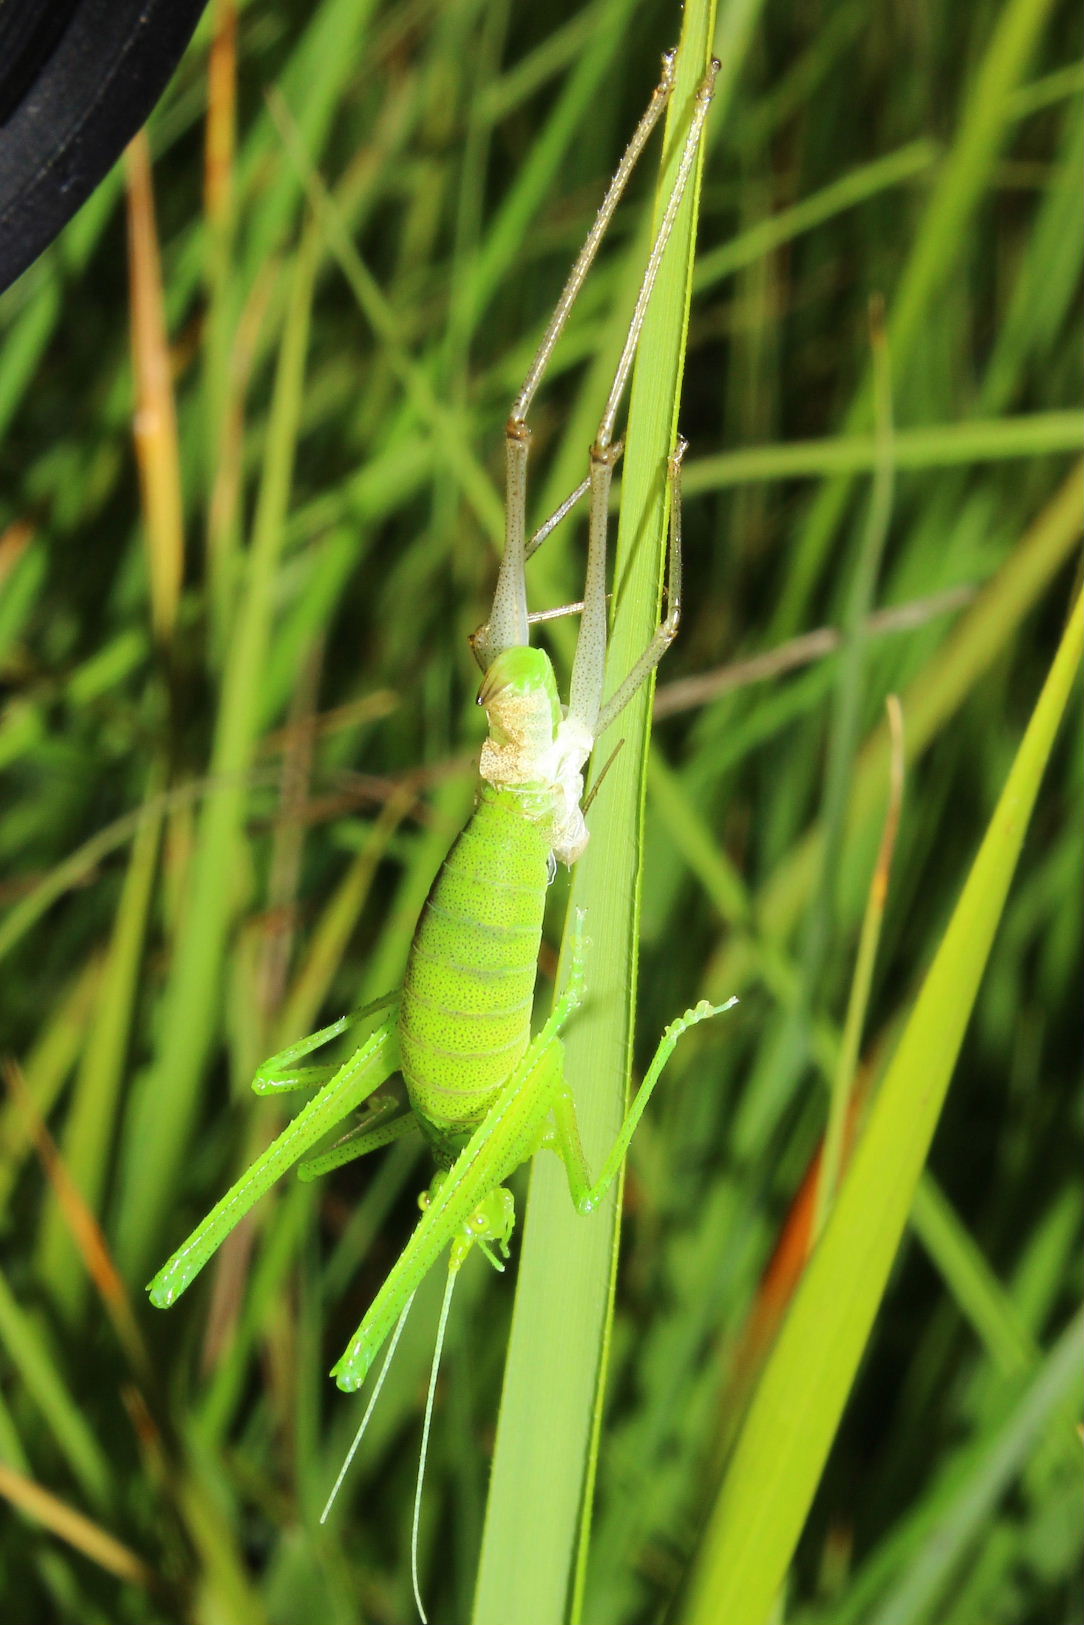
top-left (148, 47), bottom-right (729, 1615)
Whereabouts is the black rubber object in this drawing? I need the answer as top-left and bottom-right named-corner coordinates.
top-left (0, 0), bottom-right (209, 293)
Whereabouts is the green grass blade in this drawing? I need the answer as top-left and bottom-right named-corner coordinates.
top-left (472, 10), bottom-right (725, 1623)
top-left (684, 411), bottom-right (1083, 487)
top-left (35, 770), bottom-right (164, 1316)
top-left (681, 588), bottom-right (1082, 1625)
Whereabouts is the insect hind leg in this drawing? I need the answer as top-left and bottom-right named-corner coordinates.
top-left (472, 54), bottom-right (678, 672)
top-left (147, 1014), bottom-right (401, 1308)
top-left (567, 58), bottom-right (718, 742)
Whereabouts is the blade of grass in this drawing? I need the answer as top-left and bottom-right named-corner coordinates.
top-left (0, 1267), bottom-right (110, 1504)
top-left (814, 694), bottom-right (905, 1235)
top-left (681, 586), bottom-right (1082, 1625)
top-left (0, 1462), bottom-right (156, 1589)
top-left (126, 131), bottom-right (184, 650)
top-left (786, 302), bottom-right (896, 1161)
top-left (457, 0), bottom-right (649, 341)
top-left (473, 8), bottom-right (724, 1622)
top-left (694, 138), bottom-right (939, 290)
top-left (36, 774), bottom-right (164, 1317)
top-left (683, 411), bottom-right (1083, 488)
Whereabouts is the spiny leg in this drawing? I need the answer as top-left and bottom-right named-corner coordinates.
top-left (147, 1015), bottom-right (400, 1307)
top-left (473, 52), bottom-right (679, 670)
top-left (549, 996), bottom-right (737, 1214)
top-left (569, 60), bottom-right (719, 740)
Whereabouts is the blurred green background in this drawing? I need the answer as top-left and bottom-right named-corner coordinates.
top-left (0, 0), bottom-right (1080, 1621)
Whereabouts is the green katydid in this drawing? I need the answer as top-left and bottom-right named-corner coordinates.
top-left (148, 47), bottom-right (728, 1572)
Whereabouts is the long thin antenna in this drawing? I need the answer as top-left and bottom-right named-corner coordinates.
top-left (411, 1263), bottom-right (462, 1624)
top-left (319, 1290), bottom-right (417, 1525)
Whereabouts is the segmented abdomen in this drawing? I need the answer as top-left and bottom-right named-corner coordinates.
top-left (398, 784), bottom-right (551, 1158)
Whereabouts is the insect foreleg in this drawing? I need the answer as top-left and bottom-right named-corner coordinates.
top-left (147, 1014), bottom-right (400, 1308)
top-left (548, 997), bottom-right (736, 1215)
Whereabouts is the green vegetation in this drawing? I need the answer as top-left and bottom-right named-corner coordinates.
top-left (0, 1), bottom-right (1079, 1622)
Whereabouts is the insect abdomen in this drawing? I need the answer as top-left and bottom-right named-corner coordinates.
top-left (398, 784), bottom-right (552, 1152)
